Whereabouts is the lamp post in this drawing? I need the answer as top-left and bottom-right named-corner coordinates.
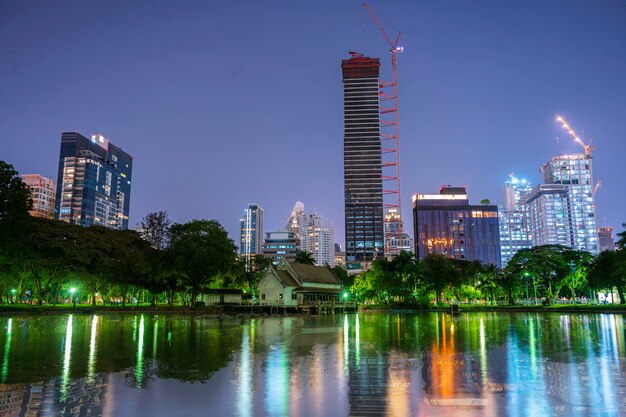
top-left (70, 287), bottom-right (77, 308)
top-left (523, 272), bottom-right (529, 304)
top-left (10, 289), bottom-right (16, 304)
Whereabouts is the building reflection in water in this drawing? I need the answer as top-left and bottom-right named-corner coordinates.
top-left (0, 313), bottom-right (626, 416)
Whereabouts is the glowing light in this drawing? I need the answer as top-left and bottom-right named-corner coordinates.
top-left (87, 315), bottom-right (99, 383)
top-left (1, 319), bottom-right (12, 383)
top-left (238, 324), bottom-right (252, 417)
top-left (70, 288), bottom-right (76, 294)
top-left (60, 315), bottom-right (73, 402)
top-left (135, 315), bottom-right (145, 388)
top-left (426, 238), bottom-right (454, 248)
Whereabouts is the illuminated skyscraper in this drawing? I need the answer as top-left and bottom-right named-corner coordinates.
top-left (385, 209), bottom-right (413, 257)
top-left (240, 203), bottom-right (264, 271)
top-left (527, 154), bottom-right (599, 254)
top-left (299, 212), bottom-right (335, 267)
top-left (55, 132), bottom-right (132, 229)
top-left (21, 174), bottom-right (56, 219)
top-left (413, 186), bottom-right (501, 267)
top-left (498, 176), bottom-right (533, 266)
top-left (598, 227), bottom-right (615, 252)
top-left (342, 54), bottom-right (384, 267)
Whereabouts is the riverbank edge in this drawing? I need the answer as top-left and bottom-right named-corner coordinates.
top-left (1, 304), bottom-right (625, 316)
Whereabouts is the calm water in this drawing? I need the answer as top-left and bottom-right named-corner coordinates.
top-left (0, 312), bottom-right (624, 417)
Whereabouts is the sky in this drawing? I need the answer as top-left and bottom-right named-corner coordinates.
top-left (1, 0), bottom-right (625, 246)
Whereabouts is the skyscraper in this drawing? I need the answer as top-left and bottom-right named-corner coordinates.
top-left (527, 154), bottom-right (599, 254)
top-left (299, 212), bottom-right (335, 267)
top-left (498, 176), bottom-right (533, 266)
top-left (21, 174), bottom-right (56, 219)
top-left (284, 201), bottom-right (305, 239)
top-left (55, 132), bottom-right (132, 229)
top-left (384, 208), bottom-right (414, 257)
top-left (342, 53), bottom-right (384, 267)
top-left (239, 203), bottom-right (264, 271)
top-left (413, 186), bottom-right (501, 267)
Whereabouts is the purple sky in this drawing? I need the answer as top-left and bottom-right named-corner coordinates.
top-left (2, 0), bottom-right (625, 245)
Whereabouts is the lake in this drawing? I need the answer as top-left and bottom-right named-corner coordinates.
top-left (0, 312), bottom-right (624, 417)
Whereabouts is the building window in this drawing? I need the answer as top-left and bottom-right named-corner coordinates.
top-left (261, 294), bottom-right (265, 300)
top-left (279, 293), bottom-right (283, 300)
top-left (292, 293), bottom-right (297, 300)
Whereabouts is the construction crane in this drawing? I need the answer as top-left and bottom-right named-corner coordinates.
top-left (555, 115), bottom-right (596, 156)
top-left (363, 2), bottom-right (404, 256)
top-left (592, 180), bottom-right (602, 198)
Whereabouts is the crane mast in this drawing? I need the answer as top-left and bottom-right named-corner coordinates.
top-left (363, 2), bottom-right (404, 257)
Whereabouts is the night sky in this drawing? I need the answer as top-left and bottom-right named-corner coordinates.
top-left (2, 0), bottom-right (625, 245)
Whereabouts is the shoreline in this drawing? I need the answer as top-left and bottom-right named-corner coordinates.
top-left (1, 304), bottom-right (625, 316)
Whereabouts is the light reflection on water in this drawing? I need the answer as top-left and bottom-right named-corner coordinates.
top-left (0, 312), bottom-right (624, 417)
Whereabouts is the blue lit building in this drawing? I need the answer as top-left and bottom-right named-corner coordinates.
top-left (499, 175), bottom-right (533, 266)
top-left (240, 203), bottom-right (264, 271)
top-left (413, 186), bottom-right (501, 267)
top-left (55, 132), bottom-right (132, 229)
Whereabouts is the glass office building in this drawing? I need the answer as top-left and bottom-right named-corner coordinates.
top-left (240, 203), bottom-right (264, 271)
top-left (413, 186), bottom-right (501, 267)
top-left (527, 154), bottom-right (599, 254)
top-left (342, 54), bottom-right (384, 266)
top-left (55, 132), bottom-right (132, 229)
top-left (499, 177), bottom-right (533, 266)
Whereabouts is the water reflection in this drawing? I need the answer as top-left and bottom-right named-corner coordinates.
top-left (0, 313), bottom-right (624, 416)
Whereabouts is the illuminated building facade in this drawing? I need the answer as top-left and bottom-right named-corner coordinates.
top-left (384, 209), bottom-right (413, 257)
top-left (413, 186), bottom-right (501, 267)
top-left (262, 231), bottom-right (298, 264)
top-left (342, 54), bottom-right (385, 267)
top-left (284, 201), bottom-right (305, 239)
top-left (21, 174), bottom-right (56, 219)
top-left (55, 132), bottom-right (132, 229)
top-left (527, 154), bottom-right (599, 254)
top-left (598, 227), bottom-right (615, 252)
top-left (240, 203), bottom-right (264, 271)
top-left (299, 212), bottom-right (335, 267)
top-left (498, 176), bottom-right (533, 266)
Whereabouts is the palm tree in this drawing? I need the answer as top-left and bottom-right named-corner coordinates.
top-left (295, 250), bottom-right (316, 265)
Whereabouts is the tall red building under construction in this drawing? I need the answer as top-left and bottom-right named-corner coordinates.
top-left (342, 54), bottom-right (385, 267)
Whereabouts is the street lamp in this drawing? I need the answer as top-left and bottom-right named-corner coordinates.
top-left (10, 289), bottom-right (16, 304)
top-left (523, 272), bottom-right (529, 304)
top-left (70, 287), bottom-right (77, 308)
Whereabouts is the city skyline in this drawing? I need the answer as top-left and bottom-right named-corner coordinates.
top-left (2, 1), bottom-right (625, 244)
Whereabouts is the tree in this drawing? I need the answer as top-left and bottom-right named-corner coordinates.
top-left (139, 211), bottom-right (172, 250)
top-left (422, 254), bottom-right (458, 303)
top-left (616, 223), bottom-right (626, 250)
top-left (168, 220), bottom-right (238, 306)
top-left (588, 250), bottom-right (626, 303)
top-left (295, 250), bottom-right (315, 265)
top-left (0, 161), bottom-right (32, 222)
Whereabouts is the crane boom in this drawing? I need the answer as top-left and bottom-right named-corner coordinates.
top-left (555, 115), bottom-right (596, 156)
top-left (592, 180), bottom-right (601, 198)
top-left (363, 3), bottom-right (400, 50)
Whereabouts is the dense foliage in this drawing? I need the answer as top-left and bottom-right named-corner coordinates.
top-left (350, 242), bottom-right (626, 305)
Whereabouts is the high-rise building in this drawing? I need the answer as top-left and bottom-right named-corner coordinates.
top-left (55, 132), bottom-right (132, 229)
top-left (384, 209), bottom-right (414, 257)
top-left (498, 176), bottom-right (533, 266)
top-left (342, 53), bottom-right (384, 267)
top-left (334, 243), bottom-right (346, 268)
top-left (284, 201), bottom-right (305, 239)
top-left (299, 212), bottom-right (335, 267)
top-left (240, 203), bottom-right (264, 271)
top-left (262, 231), bottom-right (298, 264)
top-left (598, 227), bottom-right (615, 252)
top-left (413, 186), bottom-right (501, 267)
top-left (527, 154), bottom-right (599, 254)
top-left (21, 174), bottom-right (56, 219)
